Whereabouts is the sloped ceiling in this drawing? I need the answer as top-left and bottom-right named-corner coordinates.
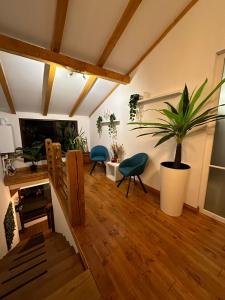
top-left (0, 0), bottom-right (191, 116)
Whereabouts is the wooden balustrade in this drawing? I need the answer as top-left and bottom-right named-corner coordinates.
top-left (45, 139), bottom-right (85, 226)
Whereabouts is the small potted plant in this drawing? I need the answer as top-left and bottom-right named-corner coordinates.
top-left (129, 94), bottom-right (140, 121)
top-left (96, 116), bottom-right (103, 136)
top-left (17, 141), bottom-right (44, 172)
top-left (74, 128), bottom-right (91, 164)
top-left (108, 113), bottom-right (117, 137)
top-left (130, 78), bottom-right (225, 216)
top-left (111, 142), bottom-right (124, 162)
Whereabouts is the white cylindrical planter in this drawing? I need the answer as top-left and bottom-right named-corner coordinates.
top-left (160, 162), bottom-right (190, 217)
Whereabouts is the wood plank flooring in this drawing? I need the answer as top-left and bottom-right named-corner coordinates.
top-left (74, 167), bottom-right (225, 300)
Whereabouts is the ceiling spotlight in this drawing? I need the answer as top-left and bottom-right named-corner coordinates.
top-left (67, 71), bottom-right (74, 78)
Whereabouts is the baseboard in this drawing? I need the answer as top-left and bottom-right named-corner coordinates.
top-left (144, 183), bottom-right (199, 214)
top-left (183, 203), bottom-right (199, 214)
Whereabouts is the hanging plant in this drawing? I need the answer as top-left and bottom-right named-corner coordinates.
top-left (108, 113), bottom-right (117, 137)
top-left (4, 202), bottom-right (15, 251)
top-left (96, 116), bottom-right (103, 136)
top-left (129, 94), bottom-right (140, 121)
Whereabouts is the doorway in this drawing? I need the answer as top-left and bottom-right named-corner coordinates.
top-left (200, 52), bottom-right (225, 222)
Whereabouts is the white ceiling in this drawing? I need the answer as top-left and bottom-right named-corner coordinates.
top-left (0, 51), bottom-right (44, 112)
top-left (0, 0), bottom-right (192, 116)
top-left (49, 68), bottom-right (89, 115)
top-left (76, 79), bottom-right (117, 115)
top-left (0, 0), bottom-right (56, 48)
top-left (61, 0), bottom-right (128, 64)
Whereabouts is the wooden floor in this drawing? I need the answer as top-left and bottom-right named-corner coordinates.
top-left (74, 166), bottom-right (225, 300)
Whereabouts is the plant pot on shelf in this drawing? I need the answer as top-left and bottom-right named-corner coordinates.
top-left (160, 162), bottom-right (190, 217)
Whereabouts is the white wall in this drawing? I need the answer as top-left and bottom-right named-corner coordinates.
top-left (90, 0), bottom-right (225, 208)
top-left (0, 111), bottom-right (90, 168)
top-left (0, 161), bottom-right (19, 258)
top-left (50, 184), bottom-right (78, 252)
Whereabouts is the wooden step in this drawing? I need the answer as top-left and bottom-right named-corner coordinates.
top-left (44, 270), bottom-right (101, 300)
top-left (0, 239), bottom-right (71, 281)
top-left (0, 259), bottom-right (47, 299)
top-left (7, 254), bottom-right (85, 300)
top-left (0, 234), bottom-right (68, 272)
top-left (1, 246), bottom-right (75, 285)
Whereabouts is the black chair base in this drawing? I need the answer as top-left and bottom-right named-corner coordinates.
top-left (90, 161), bottom-right (106, 175)
top-left (117, 175), bottom-right (147, 197)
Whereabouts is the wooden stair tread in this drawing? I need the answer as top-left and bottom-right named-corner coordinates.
top-left (0, 235), bottom-right (68, 271)
top-left (8, 254), bottom-right (85, 300)
top-left (44, 270), bottom-right (101, 300)
top-left (0, 259), bottom-right (47, 299)
top-left (1, 246), bottom-right (75, 283)
top-left (0, 232), bottom-right (96, 300)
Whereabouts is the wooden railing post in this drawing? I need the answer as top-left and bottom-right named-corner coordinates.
top-left (45, 139), bottom-right (85, 226)
top-left (66, 150), bottom-right (85, 226)
top-left (45, 138), bottom-right (54, 179)
top-left (52, 143), bottom-right (62, 188)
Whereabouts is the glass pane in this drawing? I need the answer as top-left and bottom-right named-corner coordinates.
top-left (204, 167), bottom-right (225, 218)
top-left (211, 119), bottom-right (225, 167)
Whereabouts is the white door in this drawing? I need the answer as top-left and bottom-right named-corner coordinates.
top-left (199, 52), bottom-right (225, 223)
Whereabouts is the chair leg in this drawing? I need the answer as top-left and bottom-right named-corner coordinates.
top-left (137, 175), bottom-right (147, 193)
top-left (101, 161), bottom-right (106, 173)
top-left (117, 176), bottom-right (125, 187)
top-left (90, 161), bottom-right (97, 175)
top-left (133, 176), bottom-right (136, 185)
top-left (126, 176), bottom-right (131, 198)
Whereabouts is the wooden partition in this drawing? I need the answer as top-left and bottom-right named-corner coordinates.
top-left (45, 139), bottom-right (85, 226)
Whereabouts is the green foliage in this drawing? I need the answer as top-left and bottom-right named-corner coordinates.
top-left (74, 128), bottom-right (88, 152)
top-left (108, 113), bottom-right (117, 137)
top-left (129, 79), bottom-right (225, 167)
top-left (17, 141), bottom-right (44, 165)
top-left (129, 94), bottom-right (140, 121)
top-left (96, 116), bottom-right (103, 136)
top-left (59, 122), bottom-right (78, 151)
top-left (4, 202), bottom-right (15, 251)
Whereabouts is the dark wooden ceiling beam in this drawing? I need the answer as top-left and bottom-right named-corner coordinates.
top-left (69, 76), bottom-right (98, 117)
top-left (42, 64), bottom-right (56, 116)
top-left (51, 0), bottom-right (69, 52)
top-left (0, 34), bottom-right (130, 84)
top-left (69, 0), bottom-right (142, 116)
top-left (0, 62), bottom-right (16, 114)
top-left (89, 0), bottom-right (199, 117)
top-left (97, 0), bottom-right (142, 68)
top-left (42, 0), bottom-right (69, 115)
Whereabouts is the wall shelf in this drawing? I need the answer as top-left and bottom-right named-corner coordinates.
top-left (138, 91), bottom-right (181, 105)
top-left (101, 120), bottom-right (120, 125)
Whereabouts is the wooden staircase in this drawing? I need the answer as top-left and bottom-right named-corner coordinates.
top-left (0, 232), bottom-right (101, 299)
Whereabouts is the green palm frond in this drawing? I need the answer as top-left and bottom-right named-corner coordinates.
top-left (129, 78), bottom-right (225, 150)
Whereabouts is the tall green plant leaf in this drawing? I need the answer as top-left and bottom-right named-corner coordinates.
top-left (155, 133), bottom-right (175, 147)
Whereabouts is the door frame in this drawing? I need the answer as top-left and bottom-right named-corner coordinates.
top-left (198, 51), bottom-right (225, 223)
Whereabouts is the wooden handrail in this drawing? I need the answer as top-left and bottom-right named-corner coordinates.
top-left (45, 139), bottom-right (85, 226)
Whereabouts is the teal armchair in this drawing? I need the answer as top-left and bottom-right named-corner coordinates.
top-left (90, 145), bottom-right (109, 175)
top-left (117, 153), bottom-right (149, 197)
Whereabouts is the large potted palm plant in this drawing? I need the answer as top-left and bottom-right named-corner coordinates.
top-left (130, 79), bottom-right (225, 216)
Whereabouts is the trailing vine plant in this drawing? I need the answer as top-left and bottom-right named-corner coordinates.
top-left (4, 202), bottom-right (15, 251)
top-left (96, 116), bottom-right (103, 136)
top-left (129, 94), bottom-right (140, 121)
top-left (108, 113), bottom-right (117, 138)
